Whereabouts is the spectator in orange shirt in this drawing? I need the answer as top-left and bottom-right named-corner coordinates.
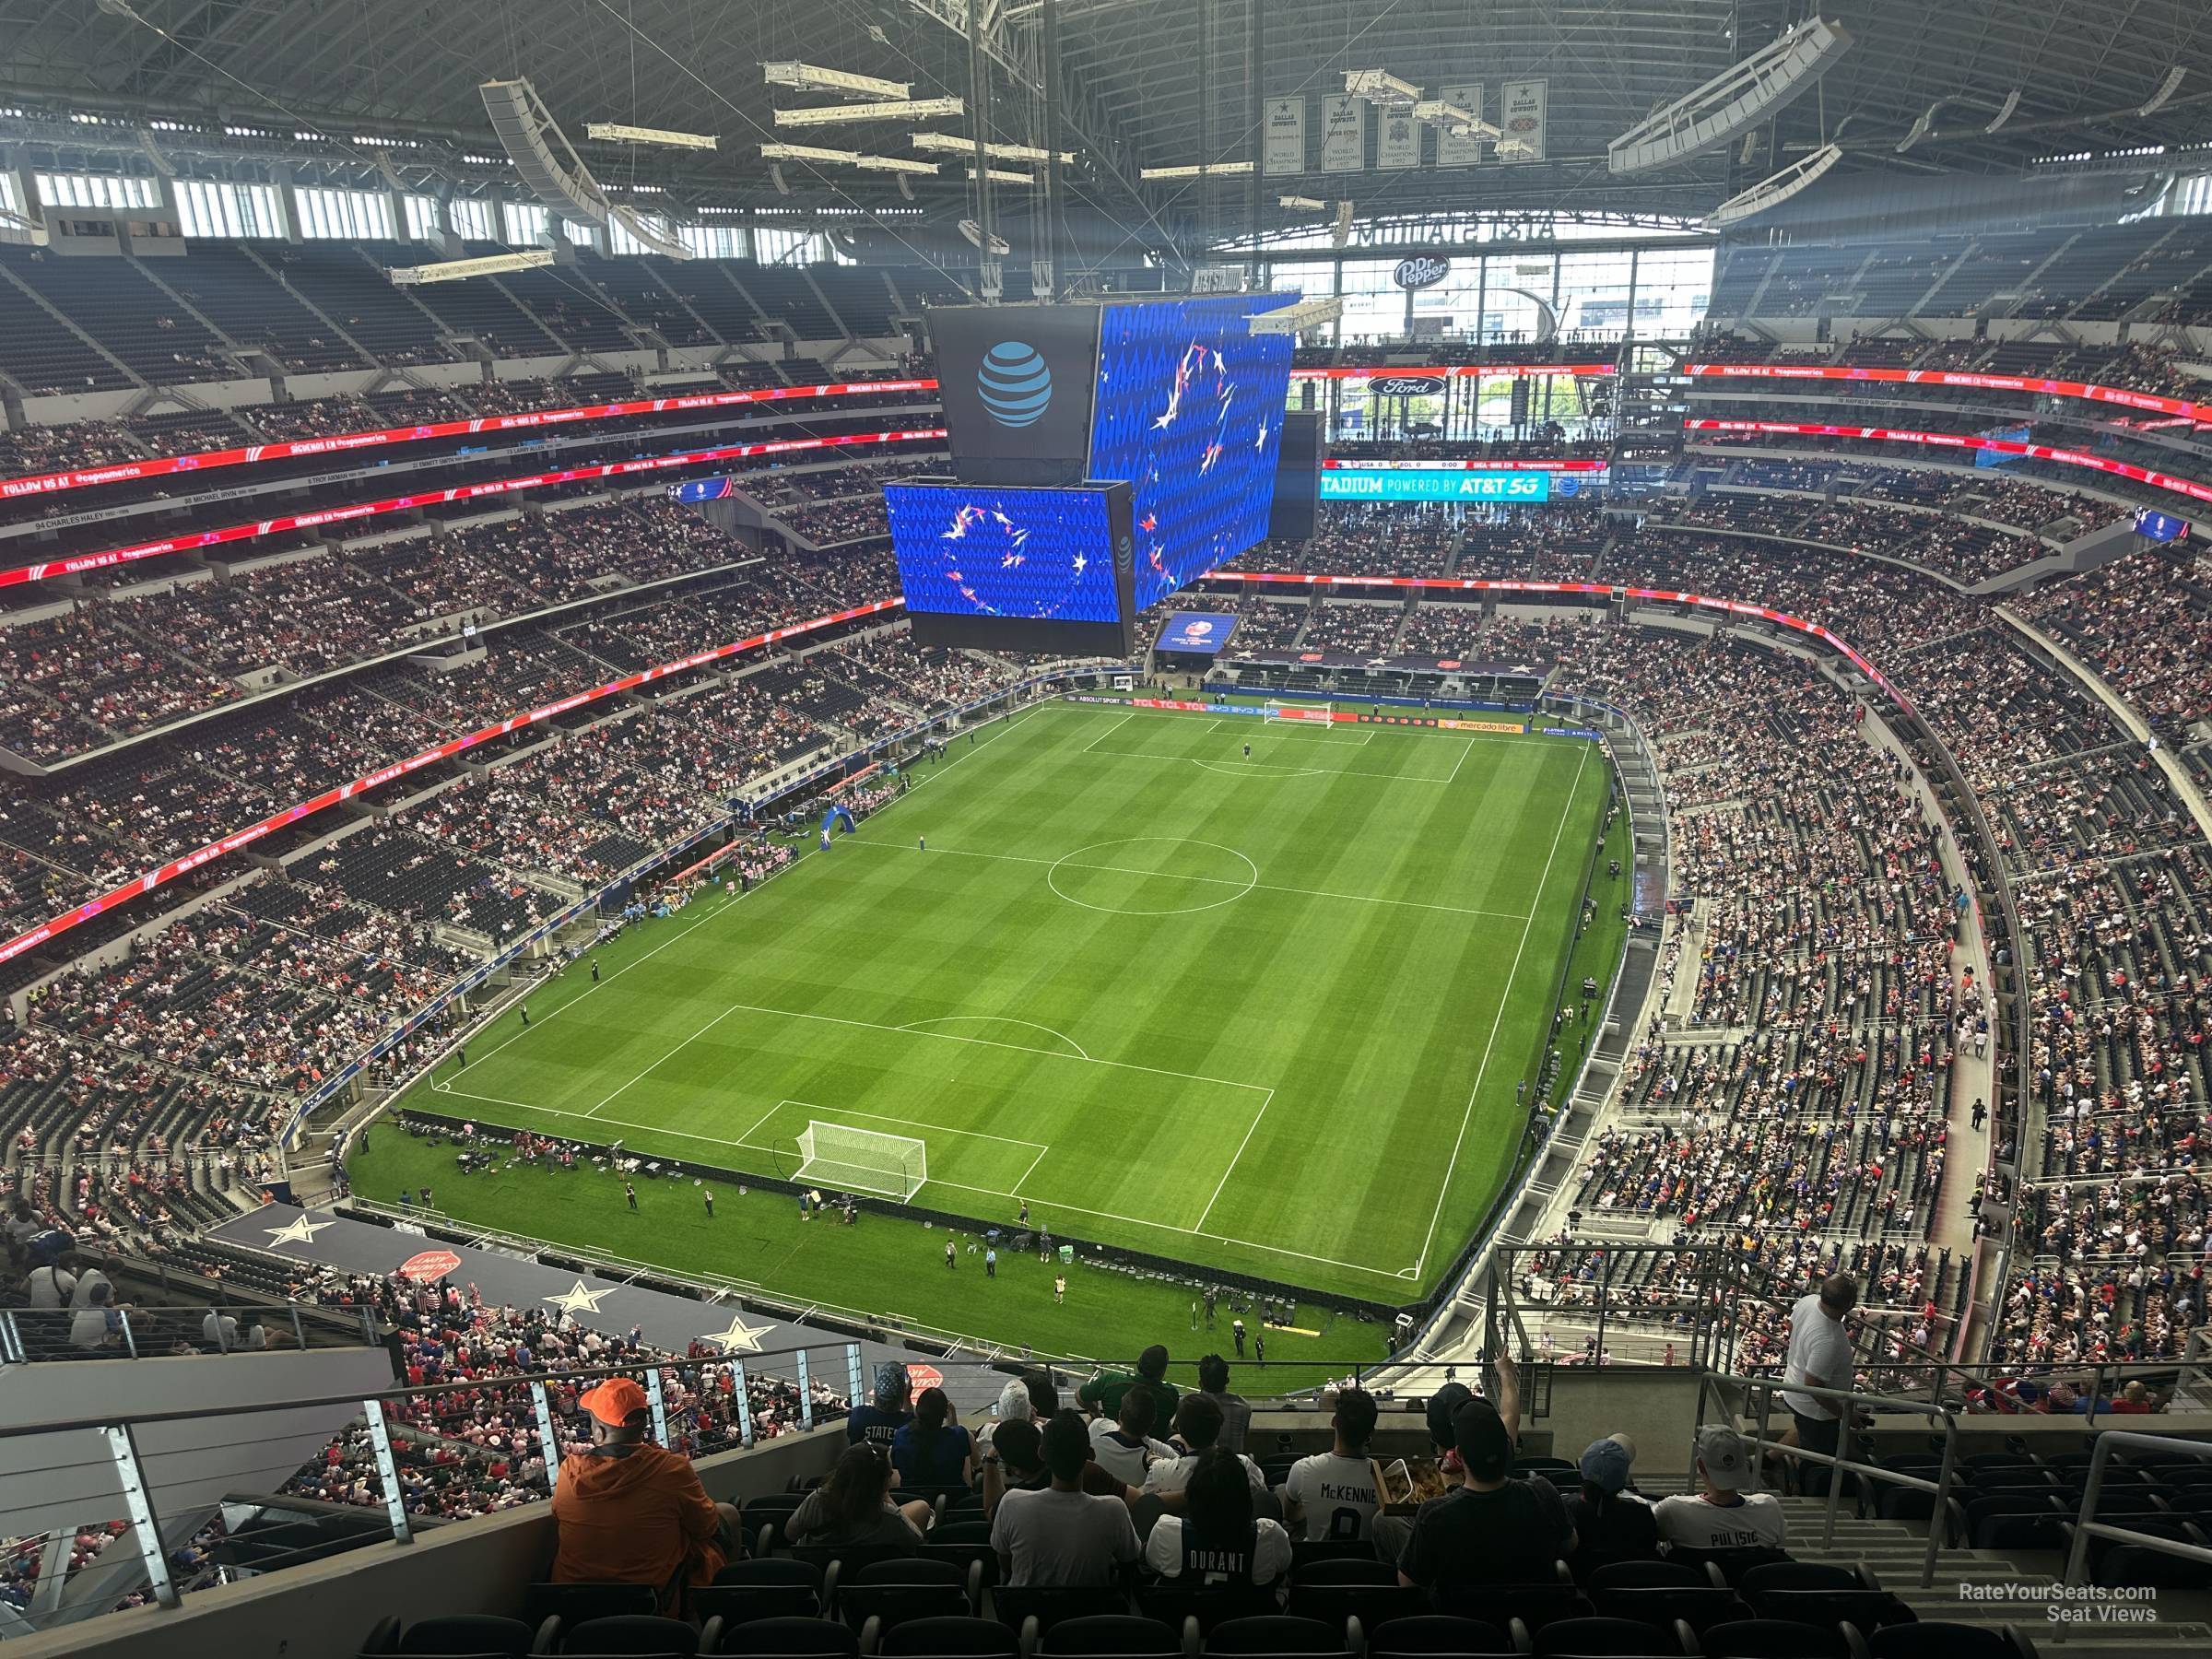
top-left (550, 1377), bottom-right (741, 1607)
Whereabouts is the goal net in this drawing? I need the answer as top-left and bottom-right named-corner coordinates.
top-left (794, 1120), bottom-right (927, 1201)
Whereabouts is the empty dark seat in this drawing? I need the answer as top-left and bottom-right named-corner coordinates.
top-left (992, 1585), bottom-right (1135, 1638)
top-left (1588, 1563), bottom-right (1703, 1591)
top-left (1289, 1540), bottom-right (1377, 1570)
top-left (1436, 1582), bottom-right (1585, 1634)
top-left (564, 1614), bottom-right (703, 1654)
top-left (1973, 1513), bottom-right (2067, 1550)
top-left (699, 1559), bottom-right (826, 1625)
top-left (838, 1558), bottom-right (970, 1630)
top-left (1038, 1615), bottom-right (1182, 1656)
top-left (1699, 1620), bottom-right (1849, 1659)
top-left (1205, 1615), bottom-right (1344, 1655)
top-left (360, 1615), bottom-right (544, 1657)
top-left (877, 1615), bottom-right (1021, 1656)
top-left (1283, 1580), bottom-right (1428, 1629)
top-left (1658, 1547), bottom-right (1794, 1586)
top-left (1864, 1623), bottom-right (2035, 1659)
top-left (715, 1617), bottom-right (861, 1658)
top-left (1527, 1616), bottom-right (1685, 1658)
top-left (1291, 1559), bottom-right (1396, 1585)
top-left (1137, 1583), bottom-right (1284, 1635)
top-left (1366, 1616), bottom-right (1513, 1657)
top-left (1740, 1588), bottom-right (1915, 1632)
top-left (2094, 1535), bottom-right (2212, 1590)
top-left (527, 1586), bottom-right (662, 1628)
top-left (1736, 1563), bottom-right (1860, 1597)
top-left (1590, 1586), bottom-right (1747, 1634)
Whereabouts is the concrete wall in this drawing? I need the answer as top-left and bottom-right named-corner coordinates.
top-left (5, 1419), bottom-right (849, 1659)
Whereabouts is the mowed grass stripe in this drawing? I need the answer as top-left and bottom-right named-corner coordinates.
top-left (403, 700), bottom-right (1606, 1297)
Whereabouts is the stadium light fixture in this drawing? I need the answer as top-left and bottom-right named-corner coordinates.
top-left (965, 165), bottom-right (1036, 184)
top-left (1345, 69), bottom-right (1422, 107)
top-left (1411, 99), bottom-right (1479, 131)
top-left (909, 131), bottom-right (1073, 163)
top-left (763, 62), bottom-right (912, 100)
top-left (1607, 16), bottom-right (1852, 174)
top-left (1139, 160), bottom-right (1255, 180)
top-left (391, 249), bottom-right (558, 285)
top-left (762, 142), bottom-right (939, 175)
top-left (1701, 142), bottom-right (1843, 229)
top-left (775, 97), bottom-right (965, 126)
top-left (584, 122), bottom-right (719, 149)
top-left (1247, 295), bottom-right (1343, 335)
top-left (1278, 194), bottom-right (1326, 211)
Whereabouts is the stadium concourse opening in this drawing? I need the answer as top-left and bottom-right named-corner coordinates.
top-left (359, 693), bottom-right (1618, 1361)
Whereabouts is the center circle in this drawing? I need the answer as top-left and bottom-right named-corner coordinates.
top-left (1045, 837), bottom-right (1259, 917)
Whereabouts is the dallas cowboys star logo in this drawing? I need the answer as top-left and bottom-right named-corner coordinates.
top-left (544, 1278), bottom-right (616, 1317)
top-left (264, 1214), bottom-right (335, 1248)
top-left (697, 1312), bottom-right (774, 1355)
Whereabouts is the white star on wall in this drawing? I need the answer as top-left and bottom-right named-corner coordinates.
top-left (544, 1278), bottom-right (616, 1317)
top-left (264, 1214), bottom-right (335, 1248)
top-left (697, 1312), bottom-right (774, 1355)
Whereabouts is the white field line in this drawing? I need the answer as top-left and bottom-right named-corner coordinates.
top-left (425, 1079), bottom-right (1404, 1282)
top-left (781, 1098), bottom-right (1050, 1154)
top-left (461, 702), bottom-right (1052, 1074)
top-left (1411, 745), bottom-right (1592, 1279)
top-left (847, 838), bottom-right (1531, 924)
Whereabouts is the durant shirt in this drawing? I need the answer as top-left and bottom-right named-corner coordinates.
top-left (1284, 1451), bottom-right (1382, 1541)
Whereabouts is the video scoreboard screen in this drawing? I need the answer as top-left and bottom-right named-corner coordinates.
top-left (1088, 294), bottom-right (1295, 609)
top-left (885, 478), bottom-right (1135, 654)
top-left (900, 292), bottom-right (1300, 655)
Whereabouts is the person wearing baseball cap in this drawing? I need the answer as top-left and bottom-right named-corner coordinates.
top-left (550, 1376), bottom-right (742, 1607)
top-left (847, 1360), bottom-right (914, 1453)
top-left (1394, 1355), bottom-right (1577, 1610)
top-left (1563, 1434), bottom-right (1657, 1577)
top-left (1652, 1426), bottom-right (1786, 1553)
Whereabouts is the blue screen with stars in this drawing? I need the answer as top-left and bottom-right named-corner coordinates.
top-left (885, 480), bottom-right (1120, 622)
top-left (1088, 293), bottom-right (1297, 611)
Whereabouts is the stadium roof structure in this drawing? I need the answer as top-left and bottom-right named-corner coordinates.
top-left (5, 0), bottom-right (2210, 234)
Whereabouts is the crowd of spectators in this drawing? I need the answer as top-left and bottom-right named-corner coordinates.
top-left (269, 1265), bottom-right (847, 1523)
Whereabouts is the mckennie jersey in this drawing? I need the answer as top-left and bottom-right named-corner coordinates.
top-left (1284, 1450), bottom-right (1382, 1542)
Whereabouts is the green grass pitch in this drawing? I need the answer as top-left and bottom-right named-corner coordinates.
top-left (351, 698), bottom-right (1618, 1377)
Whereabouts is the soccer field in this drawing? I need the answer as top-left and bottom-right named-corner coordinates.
top-left (371, 697), bottom-right (1614, 1330)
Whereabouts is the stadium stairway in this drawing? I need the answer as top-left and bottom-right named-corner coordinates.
top-left (1766, 1493), bottom-right (2210, 1656)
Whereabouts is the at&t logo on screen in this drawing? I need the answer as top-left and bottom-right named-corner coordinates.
top-left (977, 341), bottom-right (1053, 428)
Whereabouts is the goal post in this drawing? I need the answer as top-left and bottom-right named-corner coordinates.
top-left (794, 1120), bottom-right (927, 1201)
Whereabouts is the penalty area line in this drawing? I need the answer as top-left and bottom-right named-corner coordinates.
top-left (423, 1083), bottom-right (1406, 1282)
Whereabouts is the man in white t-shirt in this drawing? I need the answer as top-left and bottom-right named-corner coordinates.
top-left (203, 1311), bottom-right (270, 1351)
top-left (1653, 1427), bottom-right (1786, 1552)
top-left (1142, 1394), bottom-right (1267, 1502)
top-left (1778, 1274), bottom-right (1857, 1496)
top-left (1282, 1387), bottom-right (1382, 1542)
top-left (1088, 1385), bottom-right (1173, 1487)
top-left (993, 1412), bottom-right (1142, 1586)
top-left (25, 1260), bottom-right (76, 1310)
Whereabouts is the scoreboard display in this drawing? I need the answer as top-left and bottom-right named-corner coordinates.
top-left (899, 293), bottom-right (1301, 655)
top-left (883, 478), bottom-right (1135, 653)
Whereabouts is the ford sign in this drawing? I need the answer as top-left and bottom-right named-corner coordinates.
top-left (1393, 256), bottom-right (1451, 290)
top-left (1369, 375), bottom-right (1447, 397)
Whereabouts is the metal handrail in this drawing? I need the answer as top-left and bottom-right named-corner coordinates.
top-left (2063, 1430), bottom-right (2212, 1586)
top-left (6, 1339), bottom-right (871, 1618)
top-left (1700, 1370), bottom-right (1962, 1588)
